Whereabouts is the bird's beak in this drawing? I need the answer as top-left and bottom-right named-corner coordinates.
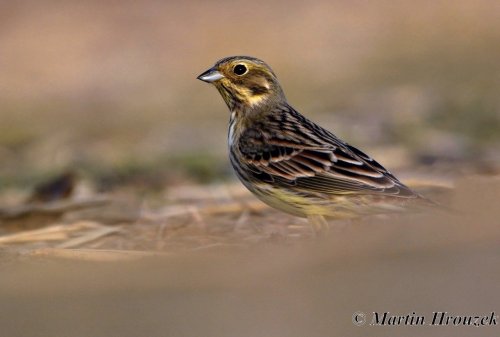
top-left (197, 67), bottom-right (225, 83)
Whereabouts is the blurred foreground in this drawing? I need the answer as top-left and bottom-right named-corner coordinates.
top-left (0, 177), bottom-right (499, 337)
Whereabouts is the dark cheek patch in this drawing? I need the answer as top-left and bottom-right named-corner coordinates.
top-left (249, 85), bottom-right (269, 95)
top-left (246, 71), bottom-right (271, 96)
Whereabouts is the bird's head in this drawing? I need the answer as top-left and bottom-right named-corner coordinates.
top-left (197, 56), bottom-right (286, 112)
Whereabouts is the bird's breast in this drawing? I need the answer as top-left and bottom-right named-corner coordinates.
top-left (227, 110), bottom-right (250, 148)
top-left (228, 111), bottom-right (237, 147)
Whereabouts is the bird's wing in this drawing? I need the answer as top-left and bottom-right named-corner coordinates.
top-left (237, 115), bottom-right (418, 198)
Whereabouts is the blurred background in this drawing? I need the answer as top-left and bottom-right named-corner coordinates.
top-left (1, 1), bottom-right (500, 337)
top-left (1, 0), bottom-right (498, 194)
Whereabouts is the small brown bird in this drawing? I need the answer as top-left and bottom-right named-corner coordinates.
top-left (197, 56), bottom-right (430, 231)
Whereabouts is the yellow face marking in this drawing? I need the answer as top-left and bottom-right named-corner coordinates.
top-left (245, 89), bottom-right (268, 107)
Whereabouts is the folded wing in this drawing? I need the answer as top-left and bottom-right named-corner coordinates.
top-left (237, 111), bottom-right (418, 198)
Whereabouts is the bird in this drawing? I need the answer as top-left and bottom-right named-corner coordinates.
top-left (197, 56), bottom-right (431, 232)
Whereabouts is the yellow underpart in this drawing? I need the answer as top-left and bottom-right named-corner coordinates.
top-left (258, 187), bottom-right (332, 217)
top-left (255, 185), bottom-right (394, 220)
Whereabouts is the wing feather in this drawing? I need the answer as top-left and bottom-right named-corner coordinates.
top-left (236, 105), bottom-right (418, 198)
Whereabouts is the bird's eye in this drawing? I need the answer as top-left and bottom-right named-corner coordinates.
top-left (233, 64), bottom-right (248, 76)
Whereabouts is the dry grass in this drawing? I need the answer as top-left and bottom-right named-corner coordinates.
top-left (0, 182), bottom-right (310, 256)
top-left (0, 173), bottom-right (459, 258)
